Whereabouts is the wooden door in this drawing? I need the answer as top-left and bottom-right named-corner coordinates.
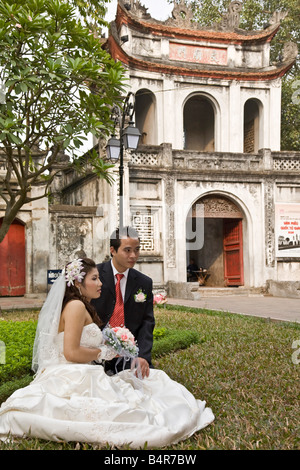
top-left (0, 219), bottom-right (26, 296)
top-left (223, 219), bottom-right (244, 286)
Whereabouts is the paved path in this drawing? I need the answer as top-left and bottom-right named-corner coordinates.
top-left (0, 294), bottom-right (299, 323)
top-left (167, 295), bottom-right (300, 323)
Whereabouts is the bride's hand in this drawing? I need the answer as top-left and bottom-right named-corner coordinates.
top-left (131, 357), bottom-right (150, 379)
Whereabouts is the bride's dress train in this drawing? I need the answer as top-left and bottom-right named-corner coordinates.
top-left (0, 323), bottom-right (214, 448)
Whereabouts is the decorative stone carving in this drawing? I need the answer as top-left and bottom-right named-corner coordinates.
top-left (130, 152), bottom-right (159, 166)
top-left (269, 11), bottom-right (288, 25)
top-left (56, 217), bottom-right (92, 265)
top-left (193, 196), bottom-right (243, 218)
top-left (164, 175), bottom-right (176, 268)
top-left (264, 180), bottom-right (275, 267)
top-left (282, 42), bottom-right (298, 62)
top-left (214, 1), bottom-right (242, 31)
top-left (273, 156), bottom-right (300, 171)
top-left (122, 0), bottom-right (151, 20)
top-left (132, 37), bottom-right (161, 57)
top-left (160, 0), bottom-right (197, 29)
top-left (170, 1), bottom-right (194, 28)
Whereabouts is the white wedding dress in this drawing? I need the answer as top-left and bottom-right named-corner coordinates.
top-left (0, 323), bottom-right (214, 448)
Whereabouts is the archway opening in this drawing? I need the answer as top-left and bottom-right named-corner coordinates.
top-left (244, 99), bottom-right (261, 153)
top-left (186, 195), bottom-right (244, 287)
top-left (135, 89), bottom-right (157, 145)
top-left (184, 96), bottom-right (215, 151)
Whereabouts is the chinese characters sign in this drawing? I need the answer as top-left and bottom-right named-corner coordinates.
top-left (275, 203), bottom-right (300, 257)
top-left (169, 43), bottom-right (227, 66)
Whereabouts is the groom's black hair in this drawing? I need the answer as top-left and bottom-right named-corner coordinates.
top-left (110, 226), bottom-right (140, 254)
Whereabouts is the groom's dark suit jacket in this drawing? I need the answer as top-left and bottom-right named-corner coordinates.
top-left (91, 261), bottom-right (155, 367)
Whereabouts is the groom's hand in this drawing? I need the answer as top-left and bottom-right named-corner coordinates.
top-left (134, 357), bottom-right (150, 379)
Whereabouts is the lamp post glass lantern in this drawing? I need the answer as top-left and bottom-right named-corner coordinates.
top-left (106, 92), bottom-right (141, 228)
top-left (106, 135), bottom-right (120, 160)
top-left (122, 123), bottom-right (141, 150)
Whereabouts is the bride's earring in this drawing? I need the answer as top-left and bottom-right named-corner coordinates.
top-left (78, 286), bottom-right (82, 296)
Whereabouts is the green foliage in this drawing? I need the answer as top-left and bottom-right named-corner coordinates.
top-left (69, 0), bottom-right (111, 28)
top-left (0, 320), bottom-right (37, 385)
top-left (0, 0), bottom-right (125, 156)
top-left (0, 374), bottom-right (32, 404)
top-left (153, 326), bottom-right (167, 339)
top-left (0, 0), bottom-right (126, 242)
top-left (152, 328), bottom-right (200, 358)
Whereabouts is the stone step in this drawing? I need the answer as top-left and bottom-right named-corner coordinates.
top-left (189, 285), bottom-right (264, 299)
top-left (166, 282), bottom-right (266, 301)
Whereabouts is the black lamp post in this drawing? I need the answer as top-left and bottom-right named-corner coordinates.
top-left (106, 92), bottom-right (141, 229)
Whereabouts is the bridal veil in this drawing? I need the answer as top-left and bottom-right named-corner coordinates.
top-left (31, 271), bottom-right (66, 373)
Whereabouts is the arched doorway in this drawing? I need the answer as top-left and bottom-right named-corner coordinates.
top-left (187, 195), bottom-right (244, 286)
top-left (184, 95), bottom-right (215, 151)
top-left (135, 89), bottom-right (157, 145)
top-left (0, 218), bottom-right (26, 296)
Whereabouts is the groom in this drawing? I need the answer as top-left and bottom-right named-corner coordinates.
top-left (92, 226), bottom-right (155, 378)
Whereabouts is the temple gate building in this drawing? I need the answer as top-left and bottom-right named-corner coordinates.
top-left (1, 0), bottom-right (299, 299)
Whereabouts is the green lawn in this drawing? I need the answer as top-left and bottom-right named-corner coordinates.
top-left (0, 305), bottom-right (299, 450)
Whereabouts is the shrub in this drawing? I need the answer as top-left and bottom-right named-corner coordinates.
top-left (152, 328), bottom-right (199, 358)
top-left (0, 321), bottom-right (37, 385)
top-left (0, 374), bottom-right (32, 404)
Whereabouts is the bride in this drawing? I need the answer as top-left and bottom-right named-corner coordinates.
top-left (0, 258), bottom-right (214, 448)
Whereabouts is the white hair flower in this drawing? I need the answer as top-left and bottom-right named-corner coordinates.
top-left (65, 259), bottom-right (86, 287)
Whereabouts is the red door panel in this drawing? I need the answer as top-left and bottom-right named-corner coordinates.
top-left (223, 219), bottom-right (244, 286)
top-left (0, 219), bottom-right (26, 296)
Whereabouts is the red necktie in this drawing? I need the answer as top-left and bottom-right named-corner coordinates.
top-left (110, 273), bottom-right (124, 327)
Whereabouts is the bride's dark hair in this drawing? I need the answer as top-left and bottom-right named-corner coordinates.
top-left (62, 258), bottom-right (103, 328)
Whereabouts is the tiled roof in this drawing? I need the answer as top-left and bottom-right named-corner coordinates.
top-left (107, 35), bottom-right (295, 81)
top-left (115, 3), bottom-right (280, 45)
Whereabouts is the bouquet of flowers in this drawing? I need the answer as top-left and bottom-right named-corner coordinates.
top-left (102, 326), bottom-right (139, 360)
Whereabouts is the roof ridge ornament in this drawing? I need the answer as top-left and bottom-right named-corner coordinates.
top-left (282, 41), bottom-right (298, 63)
top-left (169, 1), bottom-right (194, 28)
top-left (213, 1), bottom-right (243, 31)
top-left (122, 0), bottom-right (151, 20)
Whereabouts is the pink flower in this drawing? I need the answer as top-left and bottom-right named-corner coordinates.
top-left (136, 293), bottom-right (145, 302)
top-left (121, 334), bottom-right (128, 341)
top-left (153, 293), bottom-right (167, 305)
top-left (15, 24), bottom-right (22, 28)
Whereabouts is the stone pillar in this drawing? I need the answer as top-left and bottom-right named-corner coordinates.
top-left (163, 174), bottom-right (176, 274)
top-left (269, 79), bottom-right (282, 151)
top-left (264, 178), bottom-right (275, 268)
top-left (259, 148), bottom-right (272, 170)
top-left (162, 77), bottom-right (177, 146)
top-left (30, 188), bottom-right (49, 293)
top-left (228, 80), bottom-right (242, 152)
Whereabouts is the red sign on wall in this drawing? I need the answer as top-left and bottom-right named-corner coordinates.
top-left (169, 42), bottom-right (227, 66)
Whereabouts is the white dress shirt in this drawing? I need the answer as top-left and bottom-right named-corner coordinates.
top-left (111, 260), bottom-right (129, 301)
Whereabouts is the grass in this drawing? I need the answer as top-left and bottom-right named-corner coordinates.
top-left (0, 305), bottom-right (299, 450)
